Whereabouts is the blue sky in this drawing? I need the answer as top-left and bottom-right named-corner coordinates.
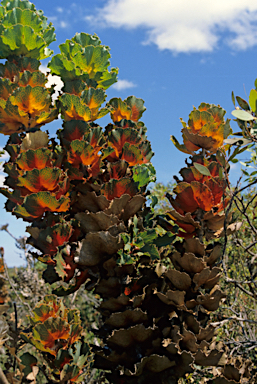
top-left (1, 0), bottom-right (257, 266)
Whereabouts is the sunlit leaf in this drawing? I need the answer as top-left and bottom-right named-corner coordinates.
top-left (14, 191), bottom-right (70, 221)
top-left (16, 148), bottom-right (52, 170)
top-left (32, 317), bottom-right (70, 349)
top-left (16, 167), bottom-right (65, 193)
top-left (231, 109), bottom-right (255, 121)
top-left (249, 89), bottom-right (257, 113)
top-left (193, 162), bottom-right (211, 176)
top-left (27, 220), bottom-right (73, 255)
top-left (10, 85), bottom-right (51, 116)
top-left (236, 96), bottom-right (250, 110)
top-left (60, 93), bottom-right (108, 122)
top-left (101, 178), bottom-right (139, 200)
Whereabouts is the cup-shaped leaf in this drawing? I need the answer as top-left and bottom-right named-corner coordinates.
top-left (14, 191), bottom-right (70, 221)
top-left (101, 178), bottom-right (139, 200)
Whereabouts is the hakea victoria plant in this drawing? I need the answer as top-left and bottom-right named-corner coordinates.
top-left (0, 1), bottom-right (255, 383)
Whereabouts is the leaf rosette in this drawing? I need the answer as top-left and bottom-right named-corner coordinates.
top-left (48, 32), bottom-right (118, 89)
top-left (171, 103), bottom-right (232, 154)
top-left (21, 295), bottom-right (90, 382)
top-left (1, 131), bottom-right (70, 220)
top-left (0, 57), bottom-right (58, 134)
top-left (160, 156), bottom-right (229, 238)
top-left (0, 0), bottom-right (55, 59)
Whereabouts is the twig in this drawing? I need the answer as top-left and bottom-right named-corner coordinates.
top-left (3, 258), bottom-right (33, 317)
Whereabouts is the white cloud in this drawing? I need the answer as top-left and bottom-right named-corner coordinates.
top-left (40, 65), bottom-right (64, 100)
top-left (0, 149), bottom-right (9, 162)
top-left (0, 151), bottom-right (8, 188)
top-left (0, 173), bottom-right (5, 188)
top-left (89, 0), bottom-right (257, 53)
top-left (112, 79), bottom-right (136, 90)
top-left (60, 21), bottom-right (69, 29)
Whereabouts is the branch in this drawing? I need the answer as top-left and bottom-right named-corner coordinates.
top-left (0, 368), bottom-right (10, 384)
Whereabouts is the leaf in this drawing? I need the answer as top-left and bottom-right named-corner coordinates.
top-left (154, 233), bottom-right (176, 247)
top-left (0, 25), bottom-right (53, 60)
top-left (125, 96), bottom-right (146, 121)
top-left (27, 221), bottom-right (73, 255)
top-left (60, 93), bottom-right (108, 122)
top-left (224, 137), bottom-right (250, 145)
top-left (219, 167), bottom-right (224, 180)
top-left (231, 91), bottom-right (236, 107)
top-left (20, 352), bottom-right (38, 378)
top-left (216, 150), bottom-right (226, 167)
top-left (231, 109), bottom-right (255, 121)
top-left (17, 167), bottom-right (64, 192)
top-left (140, 243), bottom-right (160, 260)
top-left (14, 192), bottom-right (70, 221)
top-left (133, 163), bottom-right (156, 188)
top-left (32, 317), bottom-right (70, 349)
top-left (193, 162), bottom-right (211, 176)
top-left (140, 228), bottom-right (158, 244)
top-left (16, 148), bottom-right (52, 171)
top-left (236, 96), bottom-right (250, 110)
top-left (9, 85), bottom-right (51, 116)
top-left (101, 178), bottom-right (139, 200)
top-left (249, 89), bottom-right (257, 112)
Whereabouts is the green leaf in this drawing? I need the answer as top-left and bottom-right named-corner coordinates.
top-left (133, 163), bottom-right (156, 188)
top-left (231, 91), bottom-right (236, 107)
top-left (153, 233), bottom-right (176, 247)
top-left (218, 167), bottom-right (224, 180)
top-left (249, 89), bottom-right (257, 113)
top-left (118, 250), bottom-right (133, 265)
top-left (140, 243), bottom-right (159, 260)
top-left (140, 229), bottom-right (158, 244)
top-left (216, 150), bottom-right (226, 167)
top-left (231, 109), bottom-right (256, 121)
top-left (236, 96), bottom-right (250, 110)
top-left (193, 162), bottom-right (211, 176)
top-left (20, 352), bottom-right (38, 378)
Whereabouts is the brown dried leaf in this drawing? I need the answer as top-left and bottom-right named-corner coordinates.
top-left (156, 290), bottom-right (185, 309)
top-left (184, 313), bottom-right (200, 334)
top-left (164, 340), bottom-right (178, 355)
top-left (21, 131), bottom-right (48, 151)
top-left (193, 267), bottom-right (221, 290)
top-left (104, 194), bottom-right (131, 216)
top-left (100, 295), bottom-right (131, 312)
top-left (122, 195), bottom-right (145, 221)
top-left (197, 325), bottom-right (215, 342)
top-left (196, 287), bottom-right (226, 311)
top-left (26, 366), bottom-right (39, 383)
top-left (76, 191), bottom-right (110, 213)
top-left (167, 209), bottom-right (201, 228)
top-left (95, 277), bottom-right (121, 298)
top-left (180, 329), bottom-right (198, 353)
top-left (183, 238), bottom-right (205, 256)
top-left (183, 127), bottom-right (217, 151)
top-left (172, 252), bottom-right (206, 274)
top-left (107, 324), bottom-right (154, 348)
top-left (125, 354), bottom-right (176, 376)
top-left (195, 349), bottom-right (225, 366)
top-left (75, 211), bottom-right (120, 233)
top-left (75, 231), bottom-right (123, 266)
top-left (215, 221), bottom-right (243, 238)
top-left (105, 308), bottom-right (148, 328)
top-left (165, 269), bottom-right (191, 291)
top-left (205, 244), bottom-right (222, 266)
